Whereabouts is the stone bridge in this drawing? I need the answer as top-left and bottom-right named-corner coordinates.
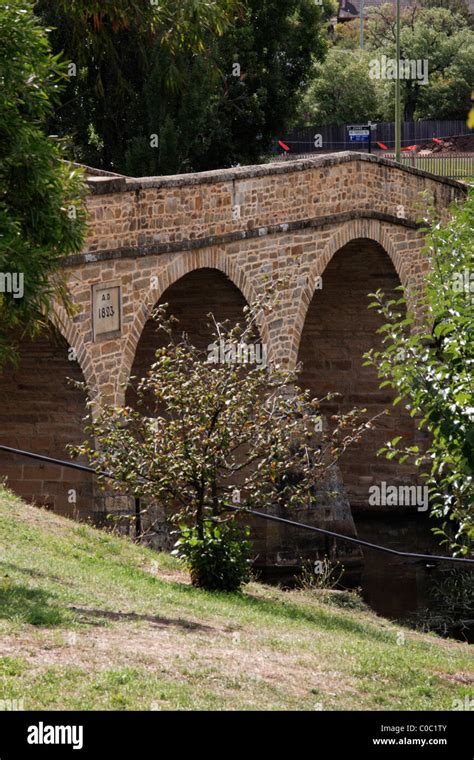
top-left (0, 152), bottom-right (467, 596)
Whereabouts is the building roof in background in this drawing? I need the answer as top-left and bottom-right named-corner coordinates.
top-left (338, 0), bottom-right (474, 21)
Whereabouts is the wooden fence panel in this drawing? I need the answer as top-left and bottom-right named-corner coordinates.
top-left (280, 120), bottom-right (473, 154)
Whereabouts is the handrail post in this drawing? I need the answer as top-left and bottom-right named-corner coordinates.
top-left (135, 496), bottom-right (142, 541)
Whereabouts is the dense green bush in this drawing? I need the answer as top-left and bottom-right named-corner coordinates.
top-left (172, 521), bottom-right (252, 592)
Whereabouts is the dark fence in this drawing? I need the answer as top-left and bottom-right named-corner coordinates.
top-left (279, 119), bottom-right (473, 154)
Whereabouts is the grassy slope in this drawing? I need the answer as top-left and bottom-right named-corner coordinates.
top-left (0, 487), bottom-right (472, 711)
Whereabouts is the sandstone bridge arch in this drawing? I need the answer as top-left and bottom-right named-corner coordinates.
top-left (117, 252), bottom-right (263, 401)
top-left (0, 152), bottom-right (467, 599)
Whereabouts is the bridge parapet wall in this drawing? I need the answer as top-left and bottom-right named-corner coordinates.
top-left (80, 152), bottom-right (465, 259)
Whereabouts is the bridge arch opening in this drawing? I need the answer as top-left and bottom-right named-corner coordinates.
top-left (124, 266), bottom-right (269, 550)
top-left (296, 237), bottom-right (433, 617)
top-left (0, 327), bottom-right (93, 519)
top-left (125, 267), bottom-right (252, 409)
top-left (297, 237), bottom-right (418, 505)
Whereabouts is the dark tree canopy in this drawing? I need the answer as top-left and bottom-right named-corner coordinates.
top-left (35, 0), bottom-right (330, 174)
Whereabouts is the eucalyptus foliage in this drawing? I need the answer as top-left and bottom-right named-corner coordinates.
top-left (0, 0), bottom-right (86, 366)
top-left (304, 5), bottom-right (474, 125)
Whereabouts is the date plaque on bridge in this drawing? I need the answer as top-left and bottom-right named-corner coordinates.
top-left (92, 282), bottom-right (122, 341)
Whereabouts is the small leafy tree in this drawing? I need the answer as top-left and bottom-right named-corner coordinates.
top-left (365, 192), bottom-right (474, 555)
top-left (74, 299), bottom-right (379, 590)
top-left (0, 0), bottom-right (86, 366)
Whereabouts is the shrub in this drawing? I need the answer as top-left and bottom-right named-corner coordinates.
top-left (0, 0), bottom-right (86, 366)
top-left (172, 520), bottom-right (251, 592)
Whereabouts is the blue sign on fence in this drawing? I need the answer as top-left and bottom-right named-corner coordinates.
top-left (348, 125), bottom-right (370, 142)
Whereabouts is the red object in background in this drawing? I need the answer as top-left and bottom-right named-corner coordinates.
top-left (376, 142), bottom-right (388, 150)
top-left (401, 144), bottom-right (417, 152)
top-left (278, 140), bottom-right (290, 152)
top-left (432, 137), bottom-right (443, 144)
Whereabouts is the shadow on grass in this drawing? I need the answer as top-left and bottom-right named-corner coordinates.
top-left (0, 583), bottom-right (71, 626)
top-left (68, 606), bottom-right (216, 632)
top-left (1, 562), bottom-right (72, 587)
top-left (166, 581), bottom-right (391, 643)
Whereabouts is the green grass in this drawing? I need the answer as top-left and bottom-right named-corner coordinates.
top-left (0, 486), bottom-right (472, 711)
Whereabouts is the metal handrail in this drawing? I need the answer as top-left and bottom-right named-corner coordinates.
top-left (0, 443), bottom-right (473, 566)
top-left (223, 504), bottom-right (474, 565)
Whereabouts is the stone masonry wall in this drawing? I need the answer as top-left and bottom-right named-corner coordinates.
top-left (0, 330), bottom-right (94, 519)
